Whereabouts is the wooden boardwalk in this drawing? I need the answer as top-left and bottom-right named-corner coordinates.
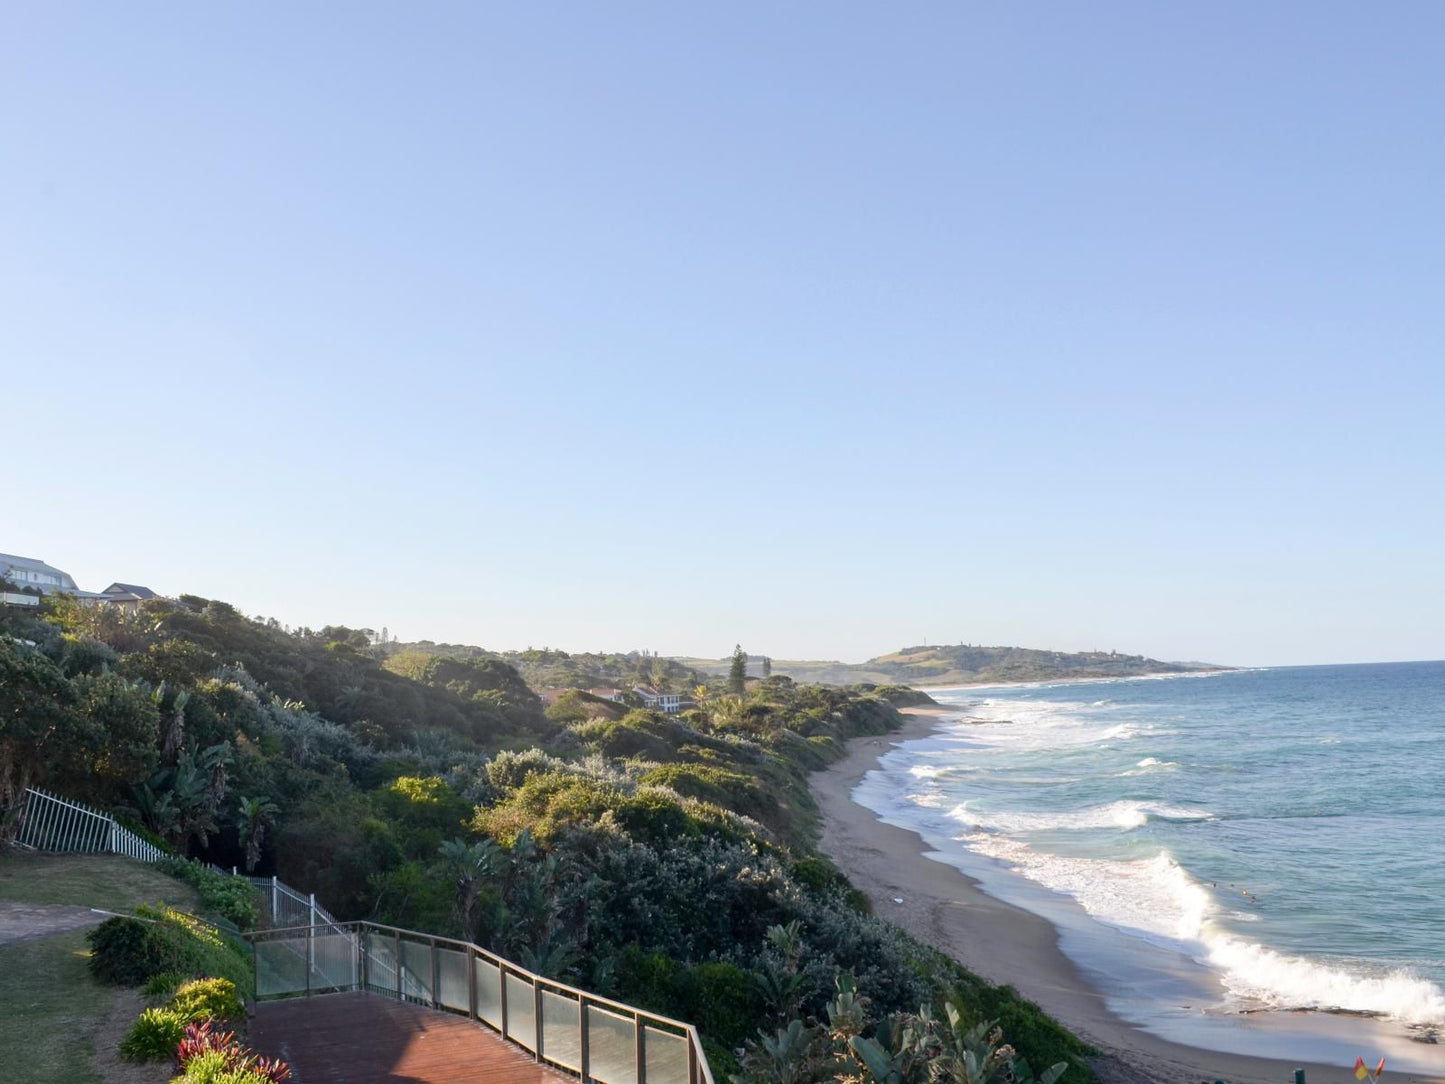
top-left (253, 992), bottom-right (573, 1083)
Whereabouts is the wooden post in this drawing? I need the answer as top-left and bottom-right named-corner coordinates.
top-left (430, 937), bottom-right (440, 1009)
top-left (499, 964), bottom-right (509, 1038)
top-left (359, 927), bottom-right (368, 993)
top-left (467, 945), bottom-right (478, 1022)
top-left (534, 982), bottom-right (544, 1062)
top-left (688, 1031), bottom-right (699, 1084)
top-left (579, 998), bottom-right (590, 1083)
top-left (635, 1012), bottom-right (647, 1084)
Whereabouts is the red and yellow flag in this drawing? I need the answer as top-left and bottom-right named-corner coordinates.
top-left (1354, 1055), bottom-right (1386, 1080)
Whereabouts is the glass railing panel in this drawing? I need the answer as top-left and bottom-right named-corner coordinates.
top-left (504, 972), bottom-right (536, 1051)
top-left (475, 957), bottom-right (502, 1028)
top-left (309, 930), bottom-right (356, 992)
top-left (255, 936), bottom-right (307, 997)
top-left (540, 989), bottom-right (581, 1070)
top-left (645, 1024), bottom-right (690, 1084)
top-left (401, 938), bottom-right (433, 1002)
top-left (586, 1003), bottom-right (637, 1084)
top-left (437, 947), bottom-right (469, 1012)
top-left (365, 931), bottom-right (398, 994)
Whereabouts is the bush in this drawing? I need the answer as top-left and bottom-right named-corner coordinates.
top-left (89, 917), bottom-right (188, 987)
top-left (173, 1020), bottom-right (291, 1082)
top-left (158, 857), bottom-right (261, 930)
top-left (87, 907), bottom-right (253, 998)
top-left (119, 1006), bottom-right (186, 1061)
top-left (169, 977), bottom-right (245, 1022)
top-left (143, 971), bottom-right (187, 997)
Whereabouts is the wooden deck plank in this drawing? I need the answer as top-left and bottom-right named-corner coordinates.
top-left (252, 992), bottom-right (574, 1083)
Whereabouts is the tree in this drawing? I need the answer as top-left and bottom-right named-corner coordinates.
top-left (0, 641), bottom-right (90, 839)
top-left (729, 644), bottom-right (748, 696)
top-left (762, 656), bottom-right (773, 678)
top-left (75, 672), bottom-right (160, 789)
top-left (235, 795), bottom-right (281, 873)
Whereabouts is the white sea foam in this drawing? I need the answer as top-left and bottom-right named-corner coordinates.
top-left (948, 799), bottom-right (1212, 833)
top-left (1119, 757), bottom-right (1181, 776)
top-left (889, 672), bottom-right (1445, 1027)
top-left (959, 835), bottom-right (1445, 1025)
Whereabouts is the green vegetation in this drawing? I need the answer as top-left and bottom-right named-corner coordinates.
top-left (0, 852), bottom-right (266, 1083)
top-left (2, 595), bottom-right (1093, 1079)
top-left (119, 978), bottom-right (246, 1061)
top-left (0, 931), bottom-right (114, 1084)
top-left (157, 856), bottom-right (262, 929)
top-left (0, 852), bottom-right (200, 911)
top-left (118, 1004), bottom-right (187, 1061)
top-left (87, 905), bottom-right (252, 996)
top-left (680, 644), bottom-right (1222, 686)
top-left (731, 972), bottom-right (1065, 1084)
top-left (382, 641), bottom-right (705, 693)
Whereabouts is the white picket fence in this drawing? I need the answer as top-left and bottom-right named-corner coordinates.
top-left (15, 787), bottom-right (329, 936)
top-left (14, 787), bottom-right (167, 862)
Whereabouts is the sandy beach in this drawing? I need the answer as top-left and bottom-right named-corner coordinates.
top-left (812, 708), bottom-right (1444, 1084)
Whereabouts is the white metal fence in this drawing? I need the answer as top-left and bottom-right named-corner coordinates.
top-left (14, 787), bottom-right (167, 863)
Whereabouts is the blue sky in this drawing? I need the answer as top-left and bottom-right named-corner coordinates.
top-left (4, 4), bottom-right (1441, 667)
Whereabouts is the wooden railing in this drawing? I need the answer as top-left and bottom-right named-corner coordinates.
top-left (249, 919), bottom-right (715, 1084)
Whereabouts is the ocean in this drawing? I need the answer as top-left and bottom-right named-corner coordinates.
top-left (852, 662), bottom-right (1445, 1065)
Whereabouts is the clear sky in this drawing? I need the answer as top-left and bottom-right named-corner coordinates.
top-left (4, 4), bottom-right (1441, 667)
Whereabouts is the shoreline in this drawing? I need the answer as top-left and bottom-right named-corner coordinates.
top-left (812, 709), bottom-right (1444, 1084)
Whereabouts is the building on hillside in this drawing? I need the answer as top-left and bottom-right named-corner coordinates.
top-left (0, 553), bottom-right (81, 594)
top-left (536, 689), bottom-right (569, 709)
top-left (0, 554), bottom-right (157, 609)
top-left (91, 583), bottom-right (159, 610)
top-left (633, 686), bottom-right (682, 713)
top-left (588, 688), bottom-right (626, 703)
top-left (102, 583), bottom-right (157, 601)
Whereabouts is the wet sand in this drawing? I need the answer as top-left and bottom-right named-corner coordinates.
top-left (812, 708), bottom-right (1444, 1084)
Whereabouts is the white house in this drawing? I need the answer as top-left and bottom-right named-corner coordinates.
top-left (0, 553), bottom-right (81, 594)
top-left (633, 686), bottom-right (682, 713)
top-left (588, 688), bottom-right (626, 703)
top-left (0, 554), bottom-right (157, 609)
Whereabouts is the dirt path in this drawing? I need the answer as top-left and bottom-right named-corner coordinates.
top-left (0, 899), bottom-right (108, 945)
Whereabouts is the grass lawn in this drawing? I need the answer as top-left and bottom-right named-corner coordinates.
top-left (0, 853), bottom-right (200, 912)
top-left (0, 929), bottom-right (115, 1083)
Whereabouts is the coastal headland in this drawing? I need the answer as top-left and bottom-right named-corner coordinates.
top-left (812, 707), bottom-right (1445, 1084)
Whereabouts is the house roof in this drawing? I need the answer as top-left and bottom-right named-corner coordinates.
top-left (0, 553), bottom-right (80, 590)
top-left (103, 583), bottom-right (157, 599)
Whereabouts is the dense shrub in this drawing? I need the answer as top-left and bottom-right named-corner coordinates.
top-left (88, 917), bottom-right (185, 987)
top-left (158, 857), bottom-right (262, 930)
top-left (169, 977), bottom-right (246, 1022)
top-left (86, 907), bottom-right (252, 997)
top-left (142, 971), bottom-right (187, 997)
top-left (174, 1020), bottom-right (291, 1082)
top-left (118, 1006), bottom-right (186, 1061)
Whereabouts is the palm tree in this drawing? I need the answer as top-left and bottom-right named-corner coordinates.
top-left (234, 795), bottom-right (280, 872)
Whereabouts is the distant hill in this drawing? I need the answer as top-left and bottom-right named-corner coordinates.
top-left (676, 644), bottom-right (1225, 687)
top-left (384, 641), bottom-right (705, 692)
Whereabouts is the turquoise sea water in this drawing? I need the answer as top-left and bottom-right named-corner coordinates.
top-left (853, 662), bottom-right (1445, 1055)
